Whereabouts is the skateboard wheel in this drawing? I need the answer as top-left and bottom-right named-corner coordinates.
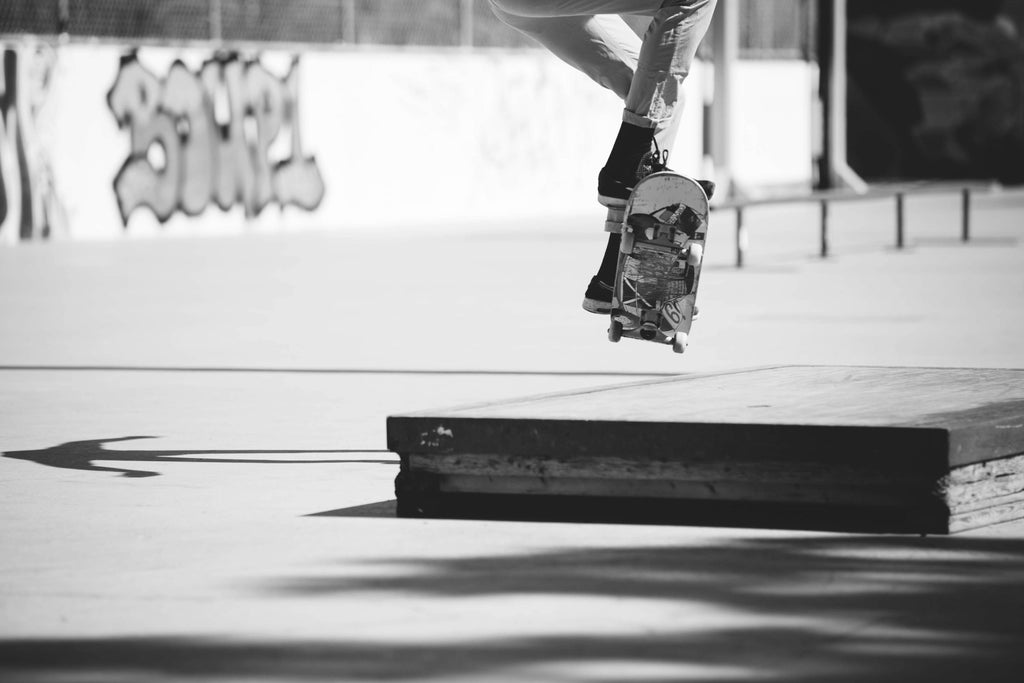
top-left (687, 243), bottom-right (704, 266)
top-left (608, 320), bottom-right (623, 343)
top-left (673, 333), bottom-right (688, 354)
top-left (639, 322), bottom-right (658, 341)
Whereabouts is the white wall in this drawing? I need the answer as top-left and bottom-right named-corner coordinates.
top-left (730, 60), bottom-right (817, 192)
top-left (1, 41), bottom-right (815, 242)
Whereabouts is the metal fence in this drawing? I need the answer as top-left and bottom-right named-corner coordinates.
top-left (0, 0), bottom-right (814, 55)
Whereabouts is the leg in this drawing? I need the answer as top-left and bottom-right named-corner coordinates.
top-left (491, 0), bottom-right (716, 158)
top-left (489, 4), bottom-right (647, 315)
top-left (597, 2), bottom-right (717, 302)
top-left (601, 0), bottom-right (717, 202)
top-left (489, 6), bottom-right (640, 102)
top-left (490, 1), bottom-right (718, 314)
top-left (623, 0), bottom-right (717, 146)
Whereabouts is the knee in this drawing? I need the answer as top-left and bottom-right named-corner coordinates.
top-left (658, 0), bottom-right (718, 17)
top-left (650, 0), bottom-right (718, 39)
top-left (488, 0), bottom-right (545, 18)
top-left (660, 0), bottom-right (718, 7)
top-left (487, 1), bottom-right (537, 32)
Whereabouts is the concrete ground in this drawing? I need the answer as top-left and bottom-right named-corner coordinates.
top-left (2, 189), bottom-right (1024, 681)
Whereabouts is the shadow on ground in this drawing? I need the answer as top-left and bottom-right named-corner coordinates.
top-left (3, 535), bottom-right (1024, 681)
top-left (2, 436), bottom-right (395, 478)
top-left (308, 500), bottom-right (398, 517)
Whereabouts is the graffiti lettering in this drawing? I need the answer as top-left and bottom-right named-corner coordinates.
top-left (0, 44), bottom-right (64, 241)
top-left (108, 52), bottom-right (324, 225)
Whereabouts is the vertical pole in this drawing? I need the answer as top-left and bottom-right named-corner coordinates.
top-left (802, 0), bottom-right (815, 61)
top-left (817, 0), bottom-right (866, 192)
top-left (210, 0), bottom-right (222, 43)
top-left (736, 207), bottom-right (746, 268)
top-left (896, 193), bottom-right (905, 249)
top-left (460, 0), bottom-right (475, 48)
top-left (820, 200), bottom-right (829, 258)
top-left (962, 188), bottom-right (971, 242)
top-left (342, 0), bottom-right (356, 44)
top-left (816, 0), bottom-right (833, 190)
top-left (58, 0), bottom-right (70, 34)
top-left (710, 0), bottom-right (739, 197)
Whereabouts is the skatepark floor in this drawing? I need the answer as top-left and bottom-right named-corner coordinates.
top-left (2, 190), bottom-right (1024, 681)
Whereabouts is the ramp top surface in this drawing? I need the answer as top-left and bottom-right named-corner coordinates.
top-left (389, 366), bottom-right (1024, 468)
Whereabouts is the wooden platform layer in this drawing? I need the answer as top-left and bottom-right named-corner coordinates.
top-left (386, 366), bottom-right (1024, 533)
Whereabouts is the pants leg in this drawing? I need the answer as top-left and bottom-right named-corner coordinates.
top-left (489, 6), bottom-right (640, 102)
top-left (489, 0), bottom-right (717, 150)
top-left (622, 0), bottom-right (716, 138)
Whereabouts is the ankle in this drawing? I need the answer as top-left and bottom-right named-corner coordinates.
top-left (595, 233), bottom-right (621, 283)
top-left (604, 122), bottom-right (655, 183)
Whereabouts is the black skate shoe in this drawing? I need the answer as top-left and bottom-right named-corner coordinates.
top-left (582, 275), bottom-right (614, 314)
top-left (598, 144), bottom-right (716, 208)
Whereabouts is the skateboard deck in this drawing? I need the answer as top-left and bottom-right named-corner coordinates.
top-left (609, 172), bottom-right (709, 354)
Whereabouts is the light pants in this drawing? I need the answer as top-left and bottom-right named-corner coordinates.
top-left (488, 0), bottom-right (717, 153)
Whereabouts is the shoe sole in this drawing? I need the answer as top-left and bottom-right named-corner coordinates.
top-left (598, 194), bottom-right (628, 209)
top-left (582, 297), bottom-right (612, 315)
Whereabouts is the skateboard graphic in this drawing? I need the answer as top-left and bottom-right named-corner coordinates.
top-left (609, 172), bottom-right (710, 354)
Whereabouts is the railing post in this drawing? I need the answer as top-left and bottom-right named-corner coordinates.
top-left (58, 0), bottom-right (70, 34)
top-left (342, 0), bottom-right (356, 43)
top-left (962, 187), bottom-right (971, 243)
top-left (896, 192), bottom-right (905, 249)
top-left (460, 0), bottom-right (475, 48)
top-left (210, 0), bottom-right (222, 43)
top-left (820, 199), bottom-right (829, 258)
top-left (736, 207), bottom-right (746, 268)
top-left (710, 0), bottom-right (739, 196)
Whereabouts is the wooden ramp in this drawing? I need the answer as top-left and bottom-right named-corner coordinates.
top-left (386, 366), bottom-right (1024, 534)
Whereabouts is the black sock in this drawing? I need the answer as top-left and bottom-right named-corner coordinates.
top-left (603, 122), bottom-right (655, 181)
top-left (596, 233), bottom-right (621, 283)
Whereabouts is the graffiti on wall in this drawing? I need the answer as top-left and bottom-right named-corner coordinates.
top-left (0, 44), bottom-right (65, 241)
top-left (108, 52), bottom-right (325, 225)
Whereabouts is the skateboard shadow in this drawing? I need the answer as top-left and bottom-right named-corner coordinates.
top-left (1, 436), bottom-right (395, 478)
top-left (702, 263), bottom-right (802, 274)
top-left (3, 535), bottom-right (1023, 681)
top-left (909, 236), bottom-right (1018, 247)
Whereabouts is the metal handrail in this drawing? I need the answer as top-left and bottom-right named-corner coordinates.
top-left (711, 181), bottom-right (999, 268)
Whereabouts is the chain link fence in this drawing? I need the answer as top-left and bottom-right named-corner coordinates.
top-left (739, 0), bottom-right (816, 58)
top-left (0, 0), bottom-right (813, 55)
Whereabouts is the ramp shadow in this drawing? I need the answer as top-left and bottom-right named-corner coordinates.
top-left (308, 500), bottom-right (398, 518)
top-left (2, 437), bottom-right (395, 478)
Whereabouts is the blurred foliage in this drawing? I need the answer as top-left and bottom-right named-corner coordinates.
top-left (849, 3), bottom-right (1024, 182)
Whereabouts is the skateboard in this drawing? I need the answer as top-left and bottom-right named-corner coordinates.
top-left (608, 172), bottom-right (709, 354)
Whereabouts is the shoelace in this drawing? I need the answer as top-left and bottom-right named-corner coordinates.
top-left (637, 139), bottom-right (671, 180)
